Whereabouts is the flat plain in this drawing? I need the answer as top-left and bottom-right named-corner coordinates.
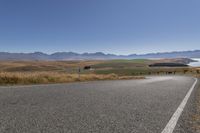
top-left (0, 59), bottom-right (199, 85)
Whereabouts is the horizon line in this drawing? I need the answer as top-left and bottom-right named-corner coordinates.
top-left (0, 49), bottom-right (199, 56)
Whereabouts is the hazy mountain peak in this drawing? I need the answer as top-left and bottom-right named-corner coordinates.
top-left (0, 50), bottom-right (199, 60)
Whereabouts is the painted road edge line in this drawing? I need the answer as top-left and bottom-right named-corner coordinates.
top-left (161, 78), bottom-right (198, 133)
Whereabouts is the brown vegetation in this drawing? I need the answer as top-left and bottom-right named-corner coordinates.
top-left (0, 72), bottom-right (144, 85)
top-left (0, 60), bottom-right (103, 72)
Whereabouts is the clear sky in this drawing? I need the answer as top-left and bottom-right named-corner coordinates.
top-left (0, 0), bottom-right (200, 55)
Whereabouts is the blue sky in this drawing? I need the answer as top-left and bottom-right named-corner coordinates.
top-left (0, 0), bottom-right (200, 55)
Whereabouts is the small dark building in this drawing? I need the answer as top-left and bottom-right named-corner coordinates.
top-left (84, 66), bottom-right (91, 70)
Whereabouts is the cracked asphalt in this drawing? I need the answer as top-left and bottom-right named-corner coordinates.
top-left (0, 76), bottom-right (196, 133)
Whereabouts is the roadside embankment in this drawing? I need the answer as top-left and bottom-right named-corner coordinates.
top-left (191, 77), bottom-right (200, 132)
top-left (0, 72), bottom-right (144, 85)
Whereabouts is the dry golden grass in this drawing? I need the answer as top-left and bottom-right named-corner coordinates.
top-left (0, 60), bottom-right (103, 72)
top-left (0, 72), bottom-right (144, 85)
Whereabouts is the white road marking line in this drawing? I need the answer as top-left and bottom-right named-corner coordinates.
top-left (161, 78), bottom-right (198, 133)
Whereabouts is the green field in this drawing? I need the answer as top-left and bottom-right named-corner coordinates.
top-left (91, 59), bottom-right (151, 69)
top-left (90, 59), bottom-right (195, 76)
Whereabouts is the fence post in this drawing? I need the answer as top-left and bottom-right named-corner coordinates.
top-left (78, 67), bottom-right (81, 80)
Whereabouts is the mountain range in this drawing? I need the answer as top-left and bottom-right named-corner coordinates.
top-left (0, 50), bottom-right (200, 60)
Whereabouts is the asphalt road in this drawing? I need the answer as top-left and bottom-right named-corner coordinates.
top-left (0, 76), bottom-right (197, 133)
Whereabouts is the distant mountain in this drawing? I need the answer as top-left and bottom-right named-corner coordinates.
top-left (130, 50), bottom-right (200, 59)
top-left (0, 50), bottom-right (200, 60)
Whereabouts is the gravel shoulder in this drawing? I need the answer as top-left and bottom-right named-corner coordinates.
top-left (174, 78), bottom-right (200, 133)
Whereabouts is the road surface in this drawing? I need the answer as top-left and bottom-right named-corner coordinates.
top-left (0, 76), bottom-right (197, 133)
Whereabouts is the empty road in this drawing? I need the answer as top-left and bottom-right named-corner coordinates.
top-left (0, 76), bottom-right (197, 133)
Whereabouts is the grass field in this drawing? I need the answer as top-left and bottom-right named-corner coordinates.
top-left (91, 59), bottom-right (198, 76)
top-left (0, 60), bottom-right (103, 73)
top-left (0, 72), bottom-right (144, 85)
top-left (0, 59), bottom-right (198, 85)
